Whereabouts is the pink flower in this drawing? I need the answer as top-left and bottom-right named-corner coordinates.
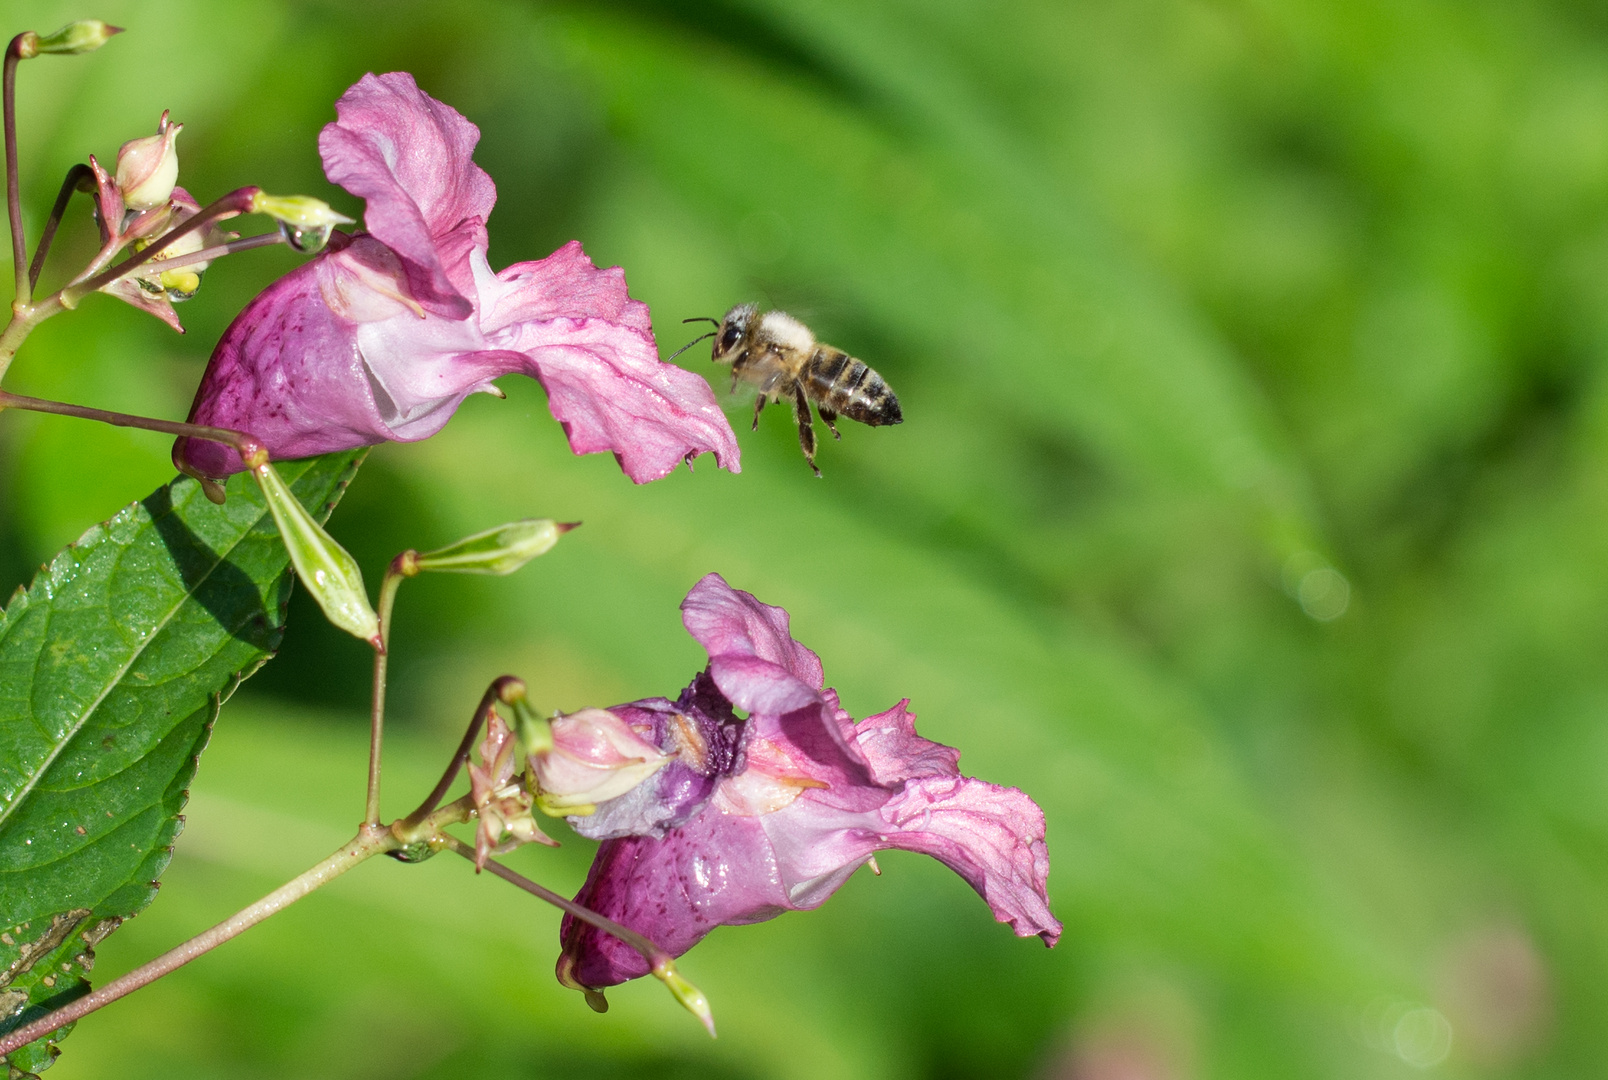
top-left (556, 575), bottom-right (1061, 990)
top-left (177, 73), bottom-right (739, 481)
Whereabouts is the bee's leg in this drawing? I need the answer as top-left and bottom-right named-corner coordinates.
top-left (792, 383), bottom-right (821, 477)
top-left (752, 394), bottom-right (766, 432)
top-left (818, 406), bottom-right (842, 441)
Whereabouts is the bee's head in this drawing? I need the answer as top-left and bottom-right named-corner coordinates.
top-left (713, 303), bottom-right (757, 360)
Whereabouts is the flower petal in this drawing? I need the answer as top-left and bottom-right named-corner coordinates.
top-left (680, 573), bottom-right (822, 689)
top-left (318, 72), bottom-right (494, 318)
top-left (560, 806), bottom-right (788, 986)
top-left (479, 246), bottom-right (739, 482)
top-left (179, 240), bottom-right (526, 476)
top-left (853, 699), bottom-right (961, 785)
top-left (567, 676), bottom-right (746, 841)
top-left (873, 776), bottom-right (1061, 945)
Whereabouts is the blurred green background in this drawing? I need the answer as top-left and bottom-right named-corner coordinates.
top-left (2, 0), bottom-right (1605, 1075)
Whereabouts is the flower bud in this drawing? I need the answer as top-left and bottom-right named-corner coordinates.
top-left (250, 193), bottom-right (354, 254)
top-left (116, 112), bottom-right (181, 211)
top-left (531, 708), bottom-right (669, 815)
top-left (29, 21), bottom-right (122, 55)
top-left (250, 459), bottom-right (381, 647)
top-left (413, 519), bottom-right (576, 576)
top-left (651, 957), bottom-right (717, 1038)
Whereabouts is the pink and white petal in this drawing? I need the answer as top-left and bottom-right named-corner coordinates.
top-left (680, 574), bottom-right (823, 689)
top-left (479, 241), bottom-right (654, 336)
top-left (875, 775), bottom-right (1061, 945)
top-left (507, 318), bottom-right (739, 482)
top-left (853, 699), bottom-right (962, 785)
top-left (318, 72), bottom-right (493, 319)
top-left (180, 259), bottom-right (388, 476)
top-left (705, 654), bottom-right (819, 717)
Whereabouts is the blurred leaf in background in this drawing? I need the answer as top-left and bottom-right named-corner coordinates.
top-left (3, 0), bottom-right (1608, 1076)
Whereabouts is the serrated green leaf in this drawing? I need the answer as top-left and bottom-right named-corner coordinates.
top-left (0, 450), bottom-right (364, 1071)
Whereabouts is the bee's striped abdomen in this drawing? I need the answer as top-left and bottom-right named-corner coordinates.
top-left (805, 347), bottom-right (902, 426)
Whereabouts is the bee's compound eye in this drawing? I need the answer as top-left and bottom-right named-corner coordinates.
top-left (718, 324), bottom-right (743, 354)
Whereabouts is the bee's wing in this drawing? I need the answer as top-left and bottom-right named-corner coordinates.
top-left (717, 349), bottom-right (790, 418)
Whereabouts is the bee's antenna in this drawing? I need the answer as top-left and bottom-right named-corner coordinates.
top-left (665, 330), bottom-right (717, 362)
top-left (683, 316), bottom-right (720, 326)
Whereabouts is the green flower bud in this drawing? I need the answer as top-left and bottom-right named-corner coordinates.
top-left (30, 21), bottom-right (122, 55)
top-left (651, 957), bottom-right (717, 1038)
top-left (250, 460), bottom-right (380, 646)
top-left (250, 193), bottom-right (354, 254)
top-left (413, 519), bottom-right (576, 576)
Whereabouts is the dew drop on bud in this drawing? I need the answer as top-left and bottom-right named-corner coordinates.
top-left (279, 220), bottom-right (334, 254)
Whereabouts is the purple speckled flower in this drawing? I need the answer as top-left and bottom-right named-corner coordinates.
top-left (177, 72), bottom-right (739, 482)
top-left (557, 574), bottom-right (1061, 991)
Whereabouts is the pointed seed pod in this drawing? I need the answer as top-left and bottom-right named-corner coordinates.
top-left (250, 459), bottom-right (381, 646)
top-left (414, 519), bottom-right (576, 576)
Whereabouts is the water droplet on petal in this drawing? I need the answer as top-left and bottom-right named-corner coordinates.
top-left (280, 220), bottom-right (334, 254)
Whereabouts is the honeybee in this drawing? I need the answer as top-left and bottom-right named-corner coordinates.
top-left (674, 304), bottom-right (902, 475)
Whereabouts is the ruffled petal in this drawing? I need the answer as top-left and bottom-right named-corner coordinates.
top-left (680, 573), bottom-right (823, 689)
top-left (853, 699), bottom-right (961, 785)
top-left (478, 245), bottom-right (739, 482)
top-left (318, 72), bottom-right (494, 318)
top-left (873, 776), bottom-right (1061, 945)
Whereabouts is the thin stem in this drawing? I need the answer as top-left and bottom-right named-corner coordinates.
top-left (5, 34), bottom-right (29, 307)
top-left (28, 163), bottom-right (92, 289)
top-left (366, 555), bottom-right (415, 826)
top-left (443, 836), bottom-right (669, 965)
top-left (0, 389), bottom-right (263, 463)
top-left (397, 675), bottom-right (525, 833)
top-left (60, 185), bottom-right (258, 304)
top-left (445, 838), bottom-right (717, 1036)
top-left (143, 230), bottom-right (284, 277)
top-left (0, 827), bottom-right (395, 1058)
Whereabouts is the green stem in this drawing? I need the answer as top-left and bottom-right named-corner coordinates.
top-left (0, 826), bottom-right (397, 1058)
top-left (367, 554), bottom-right (416, 826)
top-left (28, 163), bottom-right (93, 289)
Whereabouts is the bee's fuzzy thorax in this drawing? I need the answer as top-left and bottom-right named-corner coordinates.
top-left (756, 310), bottom-right (815, 352)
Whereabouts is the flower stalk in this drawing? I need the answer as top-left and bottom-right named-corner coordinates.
top-left (0, 389), bottom-right (263, 464)
top-left (5, 33), bottom-right (29, 306)
top-left (441, 837), bottom-right (717, 1038)
top-left (366, 554), bottom-right (412, 826)
top-left (28, 163), bottom-right (95, 289)
top-left (0, 826), bottom-right (396, 1058)
top-left (61, 185), bottom-right (260, 304)
top-left (397, 676), bottom-right (527, 837)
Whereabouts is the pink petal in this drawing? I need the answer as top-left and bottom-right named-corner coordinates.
top-left (680, 574), bottom-right (822, 688)
top-left (874, 776), bottom-right (1062, 946)
top-left (179, 242), bottom-right (529, 477)
top-left (318, 72), bottom-right (495, 318)
top-left (480, 247), bottom-right (739, 482)
top-left (480, 241), bottom-right (653, 336)
top-left (852, 699), bottom-right (961, 785)
top-left (560, 807), bottom-right (789, 986)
